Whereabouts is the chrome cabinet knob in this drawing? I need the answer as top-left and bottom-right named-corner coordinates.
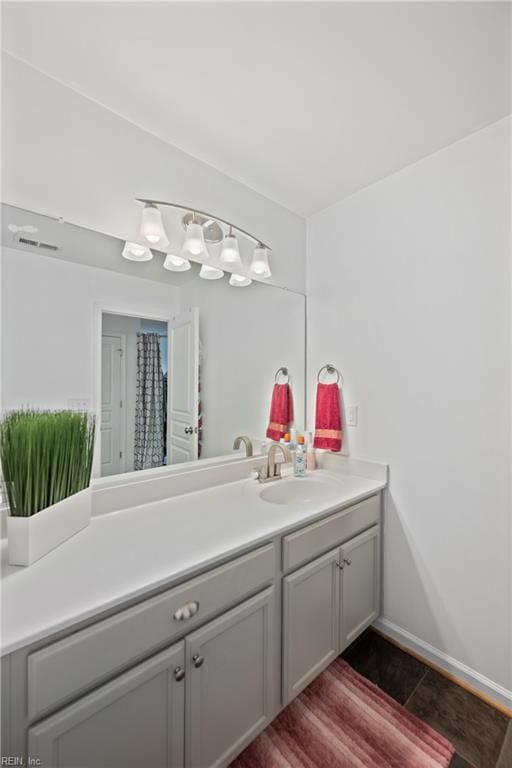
top-left (192, 654), bottom-right (204, 669)
top-left (336, 561), bottom-right (344, 570)
top-left (184, 426), bottom-right (193, 435)
top-left (344, 558), bottom-right (352, 566)
top-left (174, 666), bottom-right (185, 682)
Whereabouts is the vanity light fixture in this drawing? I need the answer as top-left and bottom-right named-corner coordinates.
top-left (181, 215), bottom-right (209, 261)
top-left (140, 204), bottom-right (169, 248)
top-left (199, 264), bottom-right (224, 280)
top-left (249, 244), bottom-right (271, 278)
top-left (122, 241), bottom-right (153, 262)
top-left (134, 199), bottom-right (273, 282)
top-left (220, 227), bottom-right (242, 267)
top-left (229, 274), bottom-right (252, 288)
top-left (163, 253), bottom-right (191, 272)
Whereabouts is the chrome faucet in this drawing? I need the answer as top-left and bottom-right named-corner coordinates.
top-left (258, 443), bottom-right (292, 483)
top-left (233, 435), bottom-right (253, 457)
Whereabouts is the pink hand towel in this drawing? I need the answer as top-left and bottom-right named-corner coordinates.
top-left (266, 383), bottom-right (294, 442)
top-left (313, 382), bottom-right (342, 451)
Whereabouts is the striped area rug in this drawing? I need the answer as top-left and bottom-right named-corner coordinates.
top-left (231, 659), bottom-right (454, 768)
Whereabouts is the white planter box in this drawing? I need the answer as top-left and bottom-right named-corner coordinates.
top-left (7, 488), bottom-right (91, 566)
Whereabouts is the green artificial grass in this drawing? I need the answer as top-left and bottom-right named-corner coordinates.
top-left (0, 410), bottom-right (96, 517)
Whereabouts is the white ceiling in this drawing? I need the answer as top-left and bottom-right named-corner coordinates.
top-left (2, 2), bottom-right (510, 216)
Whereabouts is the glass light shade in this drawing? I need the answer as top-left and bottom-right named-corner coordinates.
top-left (122, 241), bottom-right (153, 262)
top-left (199, 264), bottom-right (224, 280)
top-left (181, 220), bottom-right (208, 260)
top-left (163, 253), bottom-right (191, 272)
top-left (229, 273), bottom-right (252, 288)
top-left (140, 204), bottom-right (169, 247)
top-left (220, 232), bottom-right (242, 266)
top-left (249, 246), bottom-right (271, 278)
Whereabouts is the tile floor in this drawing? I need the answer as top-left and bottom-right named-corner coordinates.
top-left (341, 630), bottom-right (511, 768)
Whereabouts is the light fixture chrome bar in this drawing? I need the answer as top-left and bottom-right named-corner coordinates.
top-left (135, 198), bottom-right (271, 251)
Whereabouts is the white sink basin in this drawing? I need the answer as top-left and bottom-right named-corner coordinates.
top-left (259, 476), bottom-right (343, 506)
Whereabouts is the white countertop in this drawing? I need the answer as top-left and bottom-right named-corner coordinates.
top-left (1, 467), bottom-right (386, 656)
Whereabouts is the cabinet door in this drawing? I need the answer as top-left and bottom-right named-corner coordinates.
top-left (283, 548), bottom-right (340, 705)
top-left (28, 642), bottom-right (185, 768)
top-left (340, 524), bottom-right (381, 650)
top-left (186, 587), bottom-right (275, 768)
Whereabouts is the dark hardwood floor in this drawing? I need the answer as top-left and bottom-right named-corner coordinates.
top-left (341, 630), bottom-right (511, 768)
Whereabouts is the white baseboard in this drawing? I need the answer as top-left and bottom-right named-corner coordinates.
top-left (373, 617), bottom-right (512, 713)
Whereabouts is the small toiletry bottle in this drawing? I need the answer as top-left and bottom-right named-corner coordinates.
top-left (294, 436), bottom-right (307, 477)
top-left (282, 433), bottom-right (291, 447)
top-left (306, 431), bottom-right (317, 471)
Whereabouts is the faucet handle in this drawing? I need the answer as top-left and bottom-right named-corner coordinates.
top-left (258, 464), bottom-right (269, 481)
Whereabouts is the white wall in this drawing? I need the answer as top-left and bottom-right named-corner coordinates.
top-left (1, 53), bottom-right (306, 294)
top-left (179, 277), bottom-right (305, 459)
top-left (1, 248), bottom-right (179, 416)
top-left (307, 117), bottom-right (512, 702)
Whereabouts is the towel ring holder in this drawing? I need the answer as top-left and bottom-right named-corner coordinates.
top-left (317, 364), bottom-right (342, 385)
top-left (274, 366), bottom-right (290, 383)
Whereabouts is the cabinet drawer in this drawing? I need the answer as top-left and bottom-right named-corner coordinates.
top-left (28, 543), bottom-right (275, 721)
top-left (282, 494), bottom-right (380, 573)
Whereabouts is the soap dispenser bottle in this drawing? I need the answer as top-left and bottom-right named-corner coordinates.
top-left (306, 431), bottom-right (317, 471)
top-left (294, 436), bottom-right (307, 477)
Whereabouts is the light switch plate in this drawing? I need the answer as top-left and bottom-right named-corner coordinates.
top-left (67, 398), bottom-right (90, 412)
top-left (346, 405), bottom-right (358, 427)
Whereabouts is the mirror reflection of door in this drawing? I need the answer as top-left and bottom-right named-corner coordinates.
top-left (100, 334), bottom-right (126, 477)
top-left (100, 309), bottom-right (199, 478)
top-left (168, 307), bottom-right (199, 464)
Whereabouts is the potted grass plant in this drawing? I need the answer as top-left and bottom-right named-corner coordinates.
top-left (0, 409), bottom-right (96, 566)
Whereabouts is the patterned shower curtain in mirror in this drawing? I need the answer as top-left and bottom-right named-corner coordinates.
top-left (134, 333), bottom-right (165, 470)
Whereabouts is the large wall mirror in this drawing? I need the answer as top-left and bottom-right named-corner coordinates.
top-left (1, 204), bottom-right (306, 481)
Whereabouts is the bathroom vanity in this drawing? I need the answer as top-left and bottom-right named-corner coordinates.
top-left (1, 458), bottom-right (386, 767)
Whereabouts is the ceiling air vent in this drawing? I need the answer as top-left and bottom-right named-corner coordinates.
top-left (17, 235), bottom-right (60, 252)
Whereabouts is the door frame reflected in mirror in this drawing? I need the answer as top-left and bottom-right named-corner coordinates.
top-left (93, 303), bottom-right (175, 480)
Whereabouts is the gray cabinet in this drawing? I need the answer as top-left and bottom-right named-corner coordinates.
top-left (283, 524), bottom-right (380, 704)
top-left (340, 525), bottom-right (380, 650)
top-left (186, 587), bottom-right (275, 768)
top-left (283, 548), bottom-right (340, 704)
top-left (4, 494), bottom-right (382, 768)
top-left (27, 543), bottom-right (275, 722)
top-left (28, 642), bottom-right (185, 768)
top-left (28, 588), bottom-right (276, 768)
top-left (282, 495), bottom-right (380, 572)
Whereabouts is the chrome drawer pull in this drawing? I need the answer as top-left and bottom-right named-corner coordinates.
top-left (173, 601), bottom-right (200, 621)
top-left (174, 666), bottom-right (185, 682)
top-left (193, 654), bottom-right (205, 669)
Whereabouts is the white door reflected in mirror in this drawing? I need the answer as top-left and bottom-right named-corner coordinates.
top-left (100, 333), bottom-right (125, 477)
top-left (168, 307), bottom-right (199, 465)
